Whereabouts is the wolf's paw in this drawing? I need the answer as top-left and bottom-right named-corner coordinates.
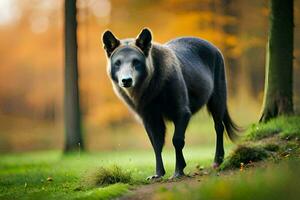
top-left (168, 171), bottom-right (185, 181)
top-left (146, 175), bottom-right (163, 182)
top-left (212, 162), bottom-right (220, 169)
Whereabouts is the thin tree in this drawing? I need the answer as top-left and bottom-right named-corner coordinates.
top-left (64, 0), bottom-right (84, 152)
top-left (260, 0), bottom-right (294, 122)
top-left (221, 0), bottom-right (240, 96)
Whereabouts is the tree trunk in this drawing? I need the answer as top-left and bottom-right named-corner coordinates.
top-left (64, 0), bottom-right (84, 152)
top-left (221, 0), bottom-right (240, 97)
top-left (260, 0), bottom-right (294, 122)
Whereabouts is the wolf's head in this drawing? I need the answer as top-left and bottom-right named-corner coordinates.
top-left (102, 28), bottom-right (153, 89)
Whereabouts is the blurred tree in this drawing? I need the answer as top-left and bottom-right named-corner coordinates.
top-left (260, 0), bottom-right (294, 122)
top-left (221, 0), bottom-right (240, 96)
top-left (64, 0), bottom-right (84, 152)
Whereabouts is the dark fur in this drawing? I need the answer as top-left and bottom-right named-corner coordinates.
top-left (102, 28), bottom-right (240, 179)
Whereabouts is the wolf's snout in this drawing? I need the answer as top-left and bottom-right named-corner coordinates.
top-left (121, 78), bottom-right (133, 87)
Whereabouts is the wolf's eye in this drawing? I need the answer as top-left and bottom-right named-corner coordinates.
top-left (132, 59), bottom-right (142, 70)
top-left (132, 59), bottom-right (141, 66)
top-left (114, 60), bottom-right (121, 67)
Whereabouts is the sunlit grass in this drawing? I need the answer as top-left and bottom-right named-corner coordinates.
top-left (246, 116), bottom-right (300, 140)
top-left (156, 160), bottom-right (300, 200)
top-left (0, 107), bottom-right (257, 199)
top-left (1, 116), bottom-right (299, 199)
top-left (0, 146), bottom-right (217, 200)
top-left (74, 183), bottom-right (130, 200)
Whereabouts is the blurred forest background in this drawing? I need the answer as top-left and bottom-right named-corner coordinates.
top-left (0, 0), bottom-right (299, 152)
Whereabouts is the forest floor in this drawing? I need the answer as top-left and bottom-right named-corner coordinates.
top-left (120, 149), bottom-right (300, 200)
top-left (120, 116), bottom-right (300, 200)
top-left (120, 162), bottom-right (297, 200)
top-left (0, 146), bottom-right (215, 200)
top-left (1, 116), bottom-right (300, 200)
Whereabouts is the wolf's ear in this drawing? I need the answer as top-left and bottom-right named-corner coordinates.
top-left (136, 28), bottom-right (152, 56)
top-left (102, 30), bottom-right (120, 57)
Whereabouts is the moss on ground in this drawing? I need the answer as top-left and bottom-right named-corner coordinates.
top-left (221, 145), bottom-right (269, 170)
top-left (262, 143), bottom-right (280, 152)
top-left (221, 116), bottom-right (300, 170)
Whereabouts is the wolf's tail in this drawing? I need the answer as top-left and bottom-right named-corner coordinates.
top-left (223, 108), bottom-right (241, 142)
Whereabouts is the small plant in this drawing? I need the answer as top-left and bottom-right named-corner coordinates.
top-left (85, 165), bottom-right (132, 187)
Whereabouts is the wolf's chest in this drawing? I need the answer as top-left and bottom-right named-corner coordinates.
top-left (149, 93), bottom-right (179, 121)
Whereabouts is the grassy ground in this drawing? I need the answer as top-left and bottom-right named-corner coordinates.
top-left (220, 116), bottom-right (300, 170)
top-left (155, 159), bottom-right (300, 200)
top-left (1, 115), bottom-right (299, 200)
top-left (0, 146), bottom-right (218, 200)
top-left (154, 115), bottom-right (300, 200)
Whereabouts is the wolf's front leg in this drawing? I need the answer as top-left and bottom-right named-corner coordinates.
top-left (171, 108), bottom-right (191, 179)
top-left (143, 113), bottom-right (166, 181)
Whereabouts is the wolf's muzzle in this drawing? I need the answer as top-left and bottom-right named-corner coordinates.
top-left (121, 78), bottom-right (133, 88)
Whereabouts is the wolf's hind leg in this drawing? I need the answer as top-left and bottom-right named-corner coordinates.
top-left (207, 95), bottom-right (226, 167)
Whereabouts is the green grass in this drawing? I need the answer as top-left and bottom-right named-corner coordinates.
top-left (246, 116), bottom-right (300, 141)
top-left (156, 159), bottom-right (300, 200)
top-left (2, 116), bottom-right (298, 200)
top-left (0, 146), bottom-right (217, 200)
top-left (219, 116), bottom-right (300, 170)
top-left (74, 183), bottom-right (129, 200)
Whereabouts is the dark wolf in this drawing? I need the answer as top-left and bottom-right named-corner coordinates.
top-left (101, 28), bottom-right (239, 180)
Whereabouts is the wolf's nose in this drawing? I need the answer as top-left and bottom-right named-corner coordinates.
top-left (121, 78), bottom-right (133, 87)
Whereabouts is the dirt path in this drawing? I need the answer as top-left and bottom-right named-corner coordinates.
top-left (119, 169), bottom-right (224, 200)
top-left (119, 177), bottom-right (202, 200)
